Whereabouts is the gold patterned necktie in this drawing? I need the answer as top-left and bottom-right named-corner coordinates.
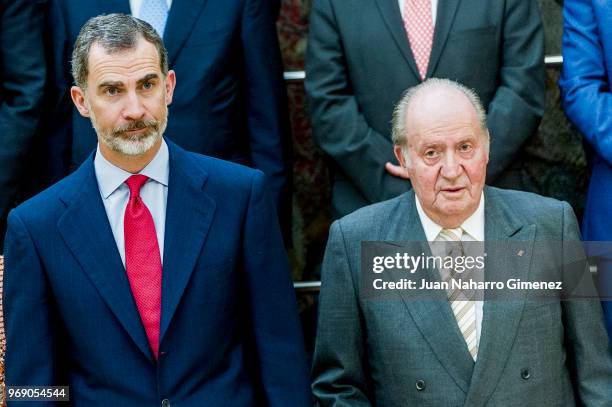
top-left (438, 228), bottom-right (478, 360)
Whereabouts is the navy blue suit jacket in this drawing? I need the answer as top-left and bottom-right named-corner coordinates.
top-left (560, 0), bottom-right (612, 337)
top-left (44, 0), bottom-right (291, 232)
top-left (3, 140), bottom-right (311, 406)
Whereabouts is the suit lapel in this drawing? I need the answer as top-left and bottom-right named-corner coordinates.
top-left (159, 141), bottom-right (215, 342)
top-left (163, 0), bottom-right (208, 65)
top-left (385, 192), bottom-right (474, 393)
top-left (426, 0), bottom-right (461, 77)
top-left (57, 156), bottom-right (154, 362)
top-left (464, 187), bottom-right (535, 405)
top-left (374, 0), bottom-right (421, 80)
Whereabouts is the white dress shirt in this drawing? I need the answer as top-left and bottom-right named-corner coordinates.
top-left (398, 0), bottom-right (438, 25)
top-left (130, 0), bottom-right (173, 18)
top-left (94, 139), bottom-right (169, 267)
top-left (415, 192), bottom-right (485, 348)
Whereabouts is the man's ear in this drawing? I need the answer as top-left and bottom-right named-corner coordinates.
top-left (70, 86), bottom-right (90, 118)
top-left (394, 144), bottom-right (410, 169)
top-left (165, 70), bottom-right (176, 106)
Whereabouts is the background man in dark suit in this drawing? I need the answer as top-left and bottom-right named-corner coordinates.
top-left (4, 14), bottom-right (311, 405)
top-left (0, 0), bottom-right (46, 251)
top-left (312, 79), bottom-right (612, 406)
top-left (43, 0), bottom-right (292, 236)
top-left (306, 0), bottom-right (545, 218)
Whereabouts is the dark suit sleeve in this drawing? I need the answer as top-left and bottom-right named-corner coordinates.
top-left (305, 0), bottom-right (406, 204)
top-left (0, 0), bottom-right (46, 247)
top-left (559, 0), bottom-right (612, 167)
top-left (242, 171), bottom-right (312, 406)
top-left (559, 202), bottom-right (612, 404)
top-left (40, 0), bottom-right (73, 184)
top-left (241, 0), bottom-right (291, 222)
top-left (312, 221), bottom-right (373, 406)
top-left (4, 211), bottom-right (65, 402)
top-left (485, 0), bottom-right (545, 183)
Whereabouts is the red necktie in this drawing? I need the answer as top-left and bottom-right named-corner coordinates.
top-left (403, 0), bottom-right (434, 80)
top-left (124, 174), bottom-right (162, 359)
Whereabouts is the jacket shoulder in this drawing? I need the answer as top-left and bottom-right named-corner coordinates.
top-left (10, 169), bottom-right (83, 224)
top-left (486, 187), bottom-right (569, 220)
top-left (334, 193), bottom-right (406, 238)
top-left (179, 148), bottom-right (264, 195)
top-left (485, 187), bottom-right (577, 242)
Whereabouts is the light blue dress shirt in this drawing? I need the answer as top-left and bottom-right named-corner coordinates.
top-left (130, 0), bottom-right (173, 18)
top-left (94, 139), bottom-right (169, 267)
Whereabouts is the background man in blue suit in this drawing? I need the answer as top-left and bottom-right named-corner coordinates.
top-left (560, 0), bottom-right (612, 338)
top-left (0, 0), bottom-right (46, 251)
top-left (42, 0), bottom-right (292, 239)
top-left (3, 14), bottom-right (311, 406)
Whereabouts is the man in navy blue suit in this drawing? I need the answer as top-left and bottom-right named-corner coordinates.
top-left (42, 0), bottom-right (291, 239)
top-left (3, 14), bottom-right (311, 406)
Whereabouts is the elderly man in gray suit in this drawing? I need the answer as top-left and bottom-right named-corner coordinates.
top-left (312, 79), bottom-right (612, 406)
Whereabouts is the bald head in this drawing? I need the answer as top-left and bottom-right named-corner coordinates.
top-left (391, 78), bottom-right (489, 151)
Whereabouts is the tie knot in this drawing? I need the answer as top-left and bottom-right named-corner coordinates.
top-left (125, 174), bottom-right (149, 198)
top-left (439, 228), bottom-right (463, 242)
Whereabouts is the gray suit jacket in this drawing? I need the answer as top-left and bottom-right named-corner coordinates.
top-left (312, 187), bottom-right (612, 406)
top-left (305, 0), bottom-right (545, 218)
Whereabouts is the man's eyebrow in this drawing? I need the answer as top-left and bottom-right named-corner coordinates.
top-left (420, 142), bottom-right (443, 149)
top-left (98, 80), bottom-right (124, 89)
top-left (137, 73), bottom-right (159, 84)
top-left (456, 135), bottom-right (478, 143)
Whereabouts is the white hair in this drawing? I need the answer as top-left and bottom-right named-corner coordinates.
top-left (391, 78), bottom-right (489, 154)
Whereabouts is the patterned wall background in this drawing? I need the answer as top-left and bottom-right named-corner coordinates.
top-left (278, 0), bottom-right (330, 283)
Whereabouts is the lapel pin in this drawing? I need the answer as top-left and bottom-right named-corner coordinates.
top-left (517, 249), bottom-right (524, 257)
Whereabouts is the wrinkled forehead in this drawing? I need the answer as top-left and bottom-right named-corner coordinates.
top-left (409, 121), bottom-right (482, 148)
top-left (405, 89), bottom-right (484, 146)
top-left (87, 37), bottom-right (161, 84)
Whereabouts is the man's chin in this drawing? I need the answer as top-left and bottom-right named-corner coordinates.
top-left (435, 201), bottom-right (478, 220)
top-left (102, 132), bottom-right (161, 156)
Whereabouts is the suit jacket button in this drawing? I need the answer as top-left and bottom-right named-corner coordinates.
top-left (161, 399), bottom-right (170, 407)
top-left (415, 380), bottom-right (426, 391)
top-left (521, 368), bottom-right (531, 380)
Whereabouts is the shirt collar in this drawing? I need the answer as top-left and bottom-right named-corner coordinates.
top-left (415, 191), bottom-right (485, 241)
top-left (94, 138), bottom-right (170, 199)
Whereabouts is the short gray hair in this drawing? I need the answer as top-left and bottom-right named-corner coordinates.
top-left (71, 13), bottom-right (168, 89)
top-left (391, 78), bottom-right (488, 147)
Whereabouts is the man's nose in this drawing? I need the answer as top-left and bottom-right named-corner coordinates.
top-left (122, 91), bottom-right (146, 120)
top-left (440, 152), bottom-right (463, 179)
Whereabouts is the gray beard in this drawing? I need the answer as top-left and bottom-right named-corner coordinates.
top-left (99, 124), bottom-right (163, 156)
top-left (91, 113), bottom-right (168, 156)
